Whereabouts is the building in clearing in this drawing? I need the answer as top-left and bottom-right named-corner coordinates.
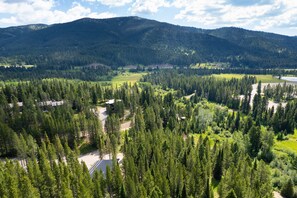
top-left (89, 159), bottom-right (113, 177)
top-left (105, 99), bottom-right (122, 105)
top-left (105, 99), bottom-right (122, 112)
top-left (8, 100), bottom-right (65, 108)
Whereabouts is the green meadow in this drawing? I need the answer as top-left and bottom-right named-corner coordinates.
top-left (275, 129), bottom-right (297, 155)
top-left (111, 72), bottom-right (147, 86)
top-left (213, 74), bottom-right (284, 83)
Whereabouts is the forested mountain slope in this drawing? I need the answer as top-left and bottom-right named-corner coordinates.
top-left (1, 16), bottom-right (297, 68)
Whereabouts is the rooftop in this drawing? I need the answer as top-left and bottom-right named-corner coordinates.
top-left (105, 99), bottom-right (122, 105)
top-left (89, 159), bottom-right (113, 177)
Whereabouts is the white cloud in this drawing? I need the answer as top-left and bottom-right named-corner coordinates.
top-left (83, 0), bottom-right (132, 7)
top-left (0, 0), bottom-right (296, 35)
top-left (0, 0), bottom-right (117, 27)
top-left (172, 0), bottom-right (297, 31)
top-left (130, 0), bottom-right (170, 14)
top-left (98, 0), bottom-right (132, 7)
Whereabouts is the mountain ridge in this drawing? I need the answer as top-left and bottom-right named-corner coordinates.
top-left (0, 16), bottom-right (296, 68)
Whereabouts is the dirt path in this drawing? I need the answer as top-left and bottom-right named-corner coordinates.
top-left (121, 121), bottom-right (131, 131)
top-left (185, 93), bottom-right (195, 99)
top-left (246, 83), bottom-right (295, 111)
top-left (97, 107), bottom-right (107, 130)
top-left (93, 107), bottom-right (131, 131)
top-left (273, 191), bottom-right (283, 198)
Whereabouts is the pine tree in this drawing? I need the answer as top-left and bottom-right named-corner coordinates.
top-left (113, 163), bottom-right (123, 197)
top-left (281, 179), bottom-right (295, 198)
top-left (203, 178), bottom-right (214, 198)
top-left (126, 176), bottom-right (137, 198)
top-left (92, 171), bottom-right (104, 198)
top-left (18, 169), bottom-right (40, 198)
top-left (248, 126), bottom-right (261, 157)
top-left (38, 149), bottom-right (57, 197)
top-left (120, 183), bottom-right (126, 198)
top-left (226, 189), bottom-right (237, 198)
top-left (4, 161), bottom-right (19, 198)
top-left (54, 135), bottom-right (65, 162)
top-left (106, 165), bottom-right (113, 197)
top-left (181, 184), bottom-right (187, 198)
top-left (213, 149), bottom-right (223, 181)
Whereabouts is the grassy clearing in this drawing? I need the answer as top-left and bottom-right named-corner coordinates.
top-left (190, 63), bottom-right (217, 69)
top-left (213, 74), bottom-right (284, 83)
top-left (111, 72), bottom-right (147, 87)
top-left (79, 143), bottom-right (97, 155)
top-left (275, 129), bottom-right (297, 154)
top-left (190, 62), bottom-right (228, 69)
top-left (190, 131), bottom-right (228, 147)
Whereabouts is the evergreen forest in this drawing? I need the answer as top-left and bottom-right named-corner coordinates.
top-left (0, 68), bottom-right (297, 198)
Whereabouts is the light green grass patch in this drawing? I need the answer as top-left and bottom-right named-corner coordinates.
top-left (275, 129), bottom-right (297, 154)
top-left (190, 62), bottom-right (228, 69)
top-left (191, 132), bottom-right (225, 147)
top-left (213, 74), bottom-right (284, 83)
top-left (111, 72), bottom-right (147, 87)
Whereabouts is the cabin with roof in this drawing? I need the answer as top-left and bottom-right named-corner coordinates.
top-left (89, 159), bottom-right (113, 177)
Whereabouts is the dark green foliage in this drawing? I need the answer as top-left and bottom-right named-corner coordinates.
top-left (281, 179), bottom-right (295, 198)
top-left (248, 126), bottom-right (262, 157)
top-left (0, 66), bottom-right (114, 81)
top-left (0, 79), bottom-right (113, 157)
top-left (0, 70), bottom-right (293, 198)
top-left (143, 70), bottom-right (255, 110)
top-left (213, 149), bottom-right (223, 180)
top-left (226, 189), bottom-right (237, 198)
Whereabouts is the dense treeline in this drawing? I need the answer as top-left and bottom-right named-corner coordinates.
top-left (264, 83), bottom-right (297, 102)
top-left (0, 66), bottom-right (114, 81)
top-left (122, 127), bottom-right (272, 198)
top-left (1, 65), bottom-right (297, 82)
top-left (0, 79), bottom-right (138, 157)
top-left (0, 128), bottom-right (273, 198)
top-left (175, 68), bottom-right (297, 76)
top-left (0, 72), bottom-right (296, 197)
top-left (143, 70), bottom-right (256, 109)
top-left (0, 80), bottom-right (275, 198)
top-left (143, 70), bottom-right (297, 195)
top-left (144, 70), bottom-right (297, 134)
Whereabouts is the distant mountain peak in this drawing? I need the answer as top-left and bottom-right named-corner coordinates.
top-left (0, 16), bottom-right (297, 69)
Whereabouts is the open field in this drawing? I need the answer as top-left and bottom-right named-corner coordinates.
top-left (190, 62), bottom-right (228, 69)
top-left (213, 74), bottom-right (284, 83)
top-left (275, 129), bottom-right (297, 154)
top-left (111, 72), bottom-right (147, 86)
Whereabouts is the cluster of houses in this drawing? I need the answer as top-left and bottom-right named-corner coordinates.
top-left (8, 100), bottom-right (65, 108)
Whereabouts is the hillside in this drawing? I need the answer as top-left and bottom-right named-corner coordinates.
top-left (0, 16), bottom-right (297, 68)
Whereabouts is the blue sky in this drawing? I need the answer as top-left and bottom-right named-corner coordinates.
top-left (0, 0), bottom-right (296, 36)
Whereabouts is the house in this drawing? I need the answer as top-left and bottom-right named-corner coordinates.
top-left (105, 99), bottom-right (122, 112)
top-left (8, 100), bottom-right (65, 108)
top-left (89, 159), bottom-right (113, 177)
top-left (105, 99), bottom-right (122, 105)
